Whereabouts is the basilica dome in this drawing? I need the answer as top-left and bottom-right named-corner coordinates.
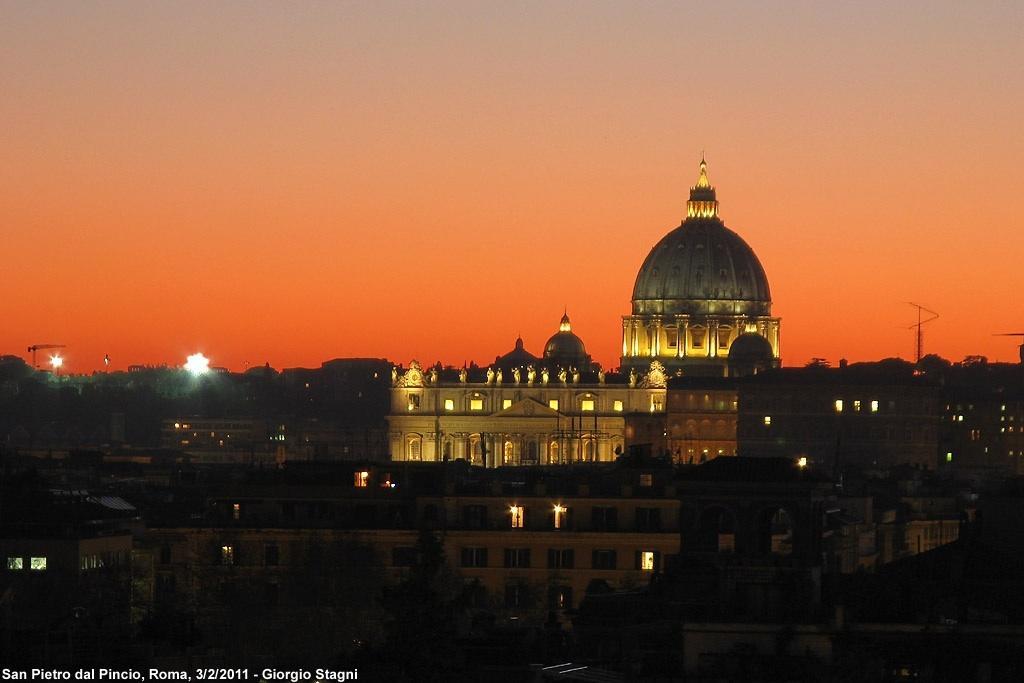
top-left (631, 158), bottom-right (771, 317)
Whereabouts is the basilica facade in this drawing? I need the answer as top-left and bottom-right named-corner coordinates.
top-left (388, 159), bottom-right (780, 465)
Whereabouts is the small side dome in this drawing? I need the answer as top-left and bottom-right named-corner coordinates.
top-left (728, 332), bottom-right (774, 361)
top-left (727, 332), bottom-right (775, 377)
top-left (543, 312), bottom-right (591, 369)
top-left (495, 336), bottom-right (539, 368)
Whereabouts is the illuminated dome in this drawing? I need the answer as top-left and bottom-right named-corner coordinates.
top-left (621, 157), bottom-right (781, 375)
top-left (631, 158), bottom-right (771, 317)
top-left (543, 312), bottom-right (591, 368)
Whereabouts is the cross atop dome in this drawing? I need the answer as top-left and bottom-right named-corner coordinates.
top-left (687, 155), bottom-right (719, 219)
top-left (559, 310), bottom-right (572, 332)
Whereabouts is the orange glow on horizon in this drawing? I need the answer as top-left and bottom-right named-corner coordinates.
top-left (2, 4), bottom-right (1021, 373)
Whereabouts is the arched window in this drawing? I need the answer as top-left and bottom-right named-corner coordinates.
top-left (583, 437), bottom-right (596, 462)
top-left (503, 440), bottom-right (514, 465)
top-left (406, 434), bottom-right (422, 461)
top-left (469, 434), bottom-right (482, 465)
top-left (697, 507), bottom-right (736, 553)
top-left (549, 441), bottom-right (560, 465)
top-left (758, 507), bottom-right (794, 556)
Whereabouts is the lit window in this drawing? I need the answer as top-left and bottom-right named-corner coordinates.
top-left (470, 398), bottom-right (484, 411)
top-left (853, 400), bottom-right (861, 412)
top-left (407, 394), bottom-right (420, 411)
top-left (1002, 404), bottom-right (1007, 412)
top-left (444, 399), bottom-right (455, 411)
top-left (549, 399), bottom-right (559, 411)
top-left (613, 400), bottom-right (623, 412)
top-left (553, 504), bottom-right (566, 529)
top-left (354, 470), bottom-right (369, 488)
top-left (7, 557), bottom-right (23, 571)
top-left (639, 473), bottom-right (653, 487)
top-left (502, 399), bottom-right (513, 410)
top-left (946, 452), bottom-right (953, 463)
top-left (510, 505), bottom-right (524, 529)
top-left (30, 557), bottom-right (47, 571)
top-left (798, 456), bottom-right (808, 468)
top-left (651, 397), bottom-right (664, 412)
top-left (581, 399), bottom-right (595, 412)
top-left (763, 416), bottom-right (772, 426)
top-left (871, 400), bottom-right (879, 413)
top-left (835, 399), bottom-right (844, 413)
top-left (640, 551), bottom-right (656, 571)
top-left (232, 503), bottom-right (241, 521)
top-left (221, 545), bottom-right (234, 566)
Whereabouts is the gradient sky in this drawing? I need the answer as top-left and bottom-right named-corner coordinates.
top-left (2, 1), bottom-right (1022, 373)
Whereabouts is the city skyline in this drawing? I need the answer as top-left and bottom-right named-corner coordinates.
top-left (3, 2), bottom-right (1022, 373)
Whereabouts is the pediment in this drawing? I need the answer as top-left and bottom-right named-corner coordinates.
top-left (494, 397), bottom-right (563, 418)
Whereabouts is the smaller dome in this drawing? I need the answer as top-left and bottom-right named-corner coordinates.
top-left (728, 333), bottom-right (773, 362)
top-left (543, 312), bottom-right (591, 368)
top-left (495, 336), bottom-right (539, 368)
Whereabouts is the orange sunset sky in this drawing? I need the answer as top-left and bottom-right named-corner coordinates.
top-left (1, 2), bottom-right (1022, 373)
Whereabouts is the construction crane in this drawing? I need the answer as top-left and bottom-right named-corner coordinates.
top-left (27, 344), bottom-right (66, 369)
top-left (906, 303), bottom-right (939, 363)
top-left (995, 333), bottom-right (1024, 364)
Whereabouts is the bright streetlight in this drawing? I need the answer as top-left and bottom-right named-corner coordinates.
top-left (184, 352), bottom-right (211, 376)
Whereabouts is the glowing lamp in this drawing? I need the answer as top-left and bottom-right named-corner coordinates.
top-left (797, 456), bottom-right (808, 469)
top-left (184, 352), bottom-right (211, 376)
top-left (49, 354), bottom-right (63, 370)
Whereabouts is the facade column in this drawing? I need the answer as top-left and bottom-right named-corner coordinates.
top-left (652, 319), bottom-right (662, 357)
top-left (681, 317), bottom-right (689, 358)
top-left (622, 319), bottom-right (630, 357)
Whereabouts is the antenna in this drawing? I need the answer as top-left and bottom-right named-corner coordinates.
top-left (905, 303), bottom-right (939, 363)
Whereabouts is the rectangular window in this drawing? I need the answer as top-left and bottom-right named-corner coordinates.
top-left (549, 399), bottom-right (560, 411)
top-left (510, 505), bottom-right (525, 529)
top-left (553, 504), bottom-right (567, 529)
top-left (639, 473), bottom-right (653, 487)
top-left (549, 585), bottom-right (573, 610)
top-left (464, 505), bottom-right (488, 529)
top-left (591, 506), bottom-right (618, 531)
top-left (470, 398), bottom-right (484, 411)
top-left (613, 400), bottom-right (624, 412)
top-left (505, 583), bottom-right (528, 608)
top-left (547, 548), bottom-right (574, 569)
top-left (220, 545), bottom-right (234, 566)
top-left (392, 547), bottom-right (417, 567)
top-left (635, 507), bottom-right (662, 532)
top-left (7, 557), bottom-right (23, 571)
top-left (835, 399), bottom-right (844, 413)
top-left (264, 544), bottom-right (279, 566)
top-left (503, 548), bottom-right (531, 568)
top-left (460, 547), bottom-right (488, 568)
top-left (853, 400), bottom-right (862, 412)
top-left (870, 400), bottom-right (879, 413)
top-left (639, 551), bottom-right (656, 571)
top-left (592, 549), bottom-right (617, 570)
top-left (407, 394), bottom-right (420, 410)
top-left (763, 416), bottom-right (772, 426)
top-left (581, 399), bottom-right (595, 412)
top-left (650, 397), bottom-right (664, 412)
top-left (232, 503), bottom-right (241, 521)
top-left (30, 557), bottom-right (47, 571)
top-left (444, 398), bottom-right (455, 411)
top-left (354, 470), bottom-right (369, 488)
